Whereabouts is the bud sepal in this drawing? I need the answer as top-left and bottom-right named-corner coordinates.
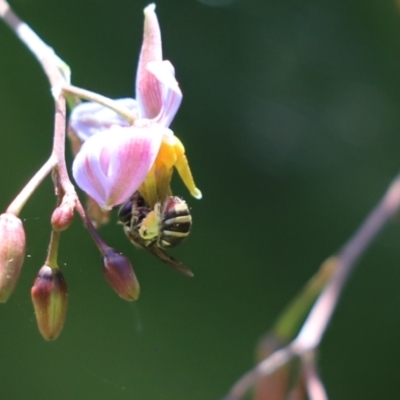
top-left (31, 265), bottom-right (68, 340)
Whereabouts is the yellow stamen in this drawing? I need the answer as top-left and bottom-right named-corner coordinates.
top-left (155, 164), bottom-right (173, 201)
top-left (139, 164), bottom-right (158, 207)
top-left (175, 153), bottom-right (202, 199)
top-left (140, 133), bottom-right (202, 206)
top-left (161, 134), bottom-right (202, 199)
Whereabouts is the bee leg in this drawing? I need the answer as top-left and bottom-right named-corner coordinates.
top-left (149, 244), bottom-right (194, 277)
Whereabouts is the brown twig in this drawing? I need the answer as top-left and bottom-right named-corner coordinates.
top-left (224, 174), bottom-right (400, 399)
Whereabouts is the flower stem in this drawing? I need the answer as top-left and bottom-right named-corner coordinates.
top-left (1, 0), bottom-right (74, 201)
top-left (302, 352), bottom-right (328, 400)
top-left (62, 84), bottom-right (136, 124)
top-left (272, 257), bottom-right (337, 341)
top-left (0, 0), bottom-right (109, 258)
top-left (6, 156), bottom-right (57, 216)
top-left (45, 230), bottom-right (60, 268)
top-left (224, 173), bottom-right (400, 400)
top-left (224, 344), bottom-right (298, 400)
top-left (75, 200), bottom-right (109, 255)
top-left (0, 0), bottom-right (69, 89)
top-left (294, 175), bottom-right (400, 352)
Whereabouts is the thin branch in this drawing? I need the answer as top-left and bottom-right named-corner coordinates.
top-left (74, 200), bottom-right (109, 254)
top-left (272, 257), bottom-right (337, 341)
top-left (0, 0), bottom-right (73, 194)
top-left (295, 174), bottom-right (400, 351)
top-left (0, 0), bottom-right (68, 89)
top-left (224, 173), bottom-right (400, 399)
top-left (62, 84), bottom-right (136, 124)
top-left (1, 0), bottom-right (81, 216)
top-left (223, 344), bottom-right (297, 400)
top-left (6, 155), bottom-right (57, 215)
top-left (302, 352), bottom-right (328, 400)
top-left (45, 229), bottom-right (61, 268)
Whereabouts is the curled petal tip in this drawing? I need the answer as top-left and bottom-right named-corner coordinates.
top-left (144, 3), bottom-right (156, 13)
top-left (192, 188), bottom-right (202, 200)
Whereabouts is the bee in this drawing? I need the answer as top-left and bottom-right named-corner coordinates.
top-left (118, 192), bottom-right (193, 276)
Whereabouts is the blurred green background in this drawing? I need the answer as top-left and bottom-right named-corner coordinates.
top-left (2, 0), bottom-right (400, 399)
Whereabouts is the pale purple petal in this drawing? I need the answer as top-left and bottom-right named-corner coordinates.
top-left (69, 98), bottom-right (138, 142)
top-left (136, 68), bottom-right (163, 120)
top-left (146, 60), bottom-right (182, 127)
top-left (135, 4), bottom-right (182, 127)
top-left (135, 3), bottom-right (163, 120)
top-left (72, 124), bottom-right (163, 209)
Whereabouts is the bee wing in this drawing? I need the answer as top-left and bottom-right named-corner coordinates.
top-left (147, 244), bottom-right (194, 277)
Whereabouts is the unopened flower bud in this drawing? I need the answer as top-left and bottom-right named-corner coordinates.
top-left (0, 213), bottom-right (26, 303)
top-left (31, 266), bottom-right (68, 340)
top-left (51, 193), bottom-right (76, 231)
top-left (51, 202), bottom-right (75, 231)
top-left (103, 248), bottom-right (140, 301)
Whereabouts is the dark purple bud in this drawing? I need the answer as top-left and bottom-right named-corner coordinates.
top-left (103, 248), bottom-right (140, 301)
top-left (0, 213), bottom-right (26, 303)
top-left (31, 266), bottom-right (68, 341)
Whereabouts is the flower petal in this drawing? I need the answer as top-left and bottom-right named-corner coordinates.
top-left (69, 98), bottom-right (138, 142)
top-left (136, 3), bottom-right (163, 120)
top-left (72, 124), bottom-right (163, 209)
top-left (135, 4), bottom-right (182, 127)
top-left (147, 60), bottom-right (182, 127)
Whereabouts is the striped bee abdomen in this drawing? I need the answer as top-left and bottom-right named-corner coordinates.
top-left (159, 197), bottom-right (192, 248)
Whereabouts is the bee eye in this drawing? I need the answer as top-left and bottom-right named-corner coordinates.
top-left (118, 200), bottom-right (133, 225)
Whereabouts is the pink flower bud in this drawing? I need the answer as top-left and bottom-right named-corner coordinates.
top-left (51, 195), bottom-right (76, 231)
top-left (51, 205), bottom-right (74, 231)
top-left (31, 266), bottom-right (68, 341)
top-left (72, 124), bottom-right (163, 210)
top-left (0, 213), bottom-right (26, 303)
top-left (103, 248), bottom-right (140, 301)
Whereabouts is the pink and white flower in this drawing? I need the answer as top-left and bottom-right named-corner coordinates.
top-left (70, 3), bottom-right (200, 210)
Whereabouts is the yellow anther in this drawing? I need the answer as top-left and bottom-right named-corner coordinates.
top-left (140, 133), bottom-right (202, 206)
top-left (139, 164), bottom-right (158, 208)
top-left (175, 153), bottom-right (202, 199)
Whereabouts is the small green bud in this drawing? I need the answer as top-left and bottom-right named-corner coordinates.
top-left (103, 248), bottom-right (140, 301)
top-left (0, 213), bottom-right (26, 303)
top-left (31, 266), bottom-right (68, 340)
